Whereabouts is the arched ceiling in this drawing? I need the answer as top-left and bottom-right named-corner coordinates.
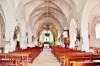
top-left (0, 4), bottom-right (5, 23)
top-left (26, 0), bottom-right (70, 30)
top-left (37, 24), bottom-right (58, 39)
top-left (33, 17), bottom-right (63, 36)
top-left (0, 0), bottom-right (87, 35)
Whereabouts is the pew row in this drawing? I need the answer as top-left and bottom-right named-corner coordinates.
top-left (0, 59), bottom-right (21, 66)
top-left (0, 47), bottom-right (43, 66)
top-left (51, 46), bottom-right (100, 66)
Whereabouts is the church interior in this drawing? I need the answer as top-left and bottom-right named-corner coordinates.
top-left (0, 0), bottom-right (100, 66)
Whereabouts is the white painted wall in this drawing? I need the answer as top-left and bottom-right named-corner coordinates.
top-left (89, 16), bottom-right (100, 48)
top-left (0, 15), bottom-right (5, 48)
top-left (81, 0), bottom-right (100, 52)
top-left (87, 3), bottom-right (100, 48)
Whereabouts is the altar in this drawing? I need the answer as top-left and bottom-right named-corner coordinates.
top-left (43, 42), bottom-right (50, 48)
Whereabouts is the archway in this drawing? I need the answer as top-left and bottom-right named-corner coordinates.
top-left (39, 30), bottom-right (54, 48)
top-left (37, 23), bottom-right (58, 48)
top-left (32, 18), bottom-right (63, 47)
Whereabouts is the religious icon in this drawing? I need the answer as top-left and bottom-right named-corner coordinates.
top-left (32, 36), bottom-right (35, 42)
top-left (13, 27), bottom-right (17, 40)
top-left (26, 32), bottom-right (28, 44)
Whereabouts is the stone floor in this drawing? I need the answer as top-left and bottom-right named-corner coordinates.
top-left (29, 48), bottom-right (60, 66)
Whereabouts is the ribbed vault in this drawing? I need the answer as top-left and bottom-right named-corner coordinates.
top-left (26, 0), bottom-right (69, 37)
top-left (12, 0), bottom-right (87, 38)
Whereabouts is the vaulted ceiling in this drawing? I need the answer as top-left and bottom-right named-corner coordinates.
top-left (0, 0), bottom-right (87, 35)
top-left (13, 0), bottom-right (86, 36)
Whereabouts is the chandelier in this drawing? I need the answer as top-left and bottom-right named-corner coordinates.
top-left (43, 23), bottom-right (52, 31)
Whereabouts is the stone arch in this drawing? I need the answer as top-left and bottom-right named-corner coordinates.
top-left (38, 27), bottom-right (57, 40)
top-left (33, 18), bottom-right (63, 38)
top-left (0, 13), bottom-right (5, 48)
top-left (0, 5), bottom-right (6, 23)
top-left (37, 25), bottom-right (58, 44)
top-left (0, 5), bottom-right (5, 53)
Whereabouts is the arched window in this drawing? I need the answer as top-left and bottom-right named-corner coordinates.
top-left (95, 23), bottom-right (100, 39)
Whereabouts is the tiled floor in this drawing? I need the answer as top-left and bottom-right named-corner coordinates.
top-left (29, 48), bottom-right (60, 66)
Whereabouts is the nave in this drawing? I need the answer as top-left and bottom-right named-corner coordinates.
top-left (1, 0), bottom-right (100, 66)
top-left (30, 48), bottom-right (60, 66)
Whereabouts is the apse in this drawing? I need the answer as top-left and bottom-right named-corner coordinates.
top-left (39, 30), bottom-right (53, 43)
top-left (37, 23), bottom-right (58, 47)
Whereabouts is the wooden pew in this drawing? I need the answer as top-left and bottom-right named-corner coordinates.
top-left (51, 46), bottom-right (100, 66)
top-left (13, 47), bottom-right (43, 63)
top-left (71, 62), bottom-right (100, 66)
top-left (0, 59), bottom-right (21, 66)
top-left (12, 47), bottom-right (43, 63)
top-left (7, 52), bottom-right (31, 66)
top-left (0, 53), bottom-right (6, 59)
top-left (61, 52), bottom-right (100, 66)
top-left (0, 47), bottom-right (43, 66)
top-left (0, 53), bottom-right (22, 66)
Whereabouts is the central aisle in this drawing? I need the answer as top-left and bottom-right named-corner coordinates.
top-left (29, 48), bottom-right (60, 66)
